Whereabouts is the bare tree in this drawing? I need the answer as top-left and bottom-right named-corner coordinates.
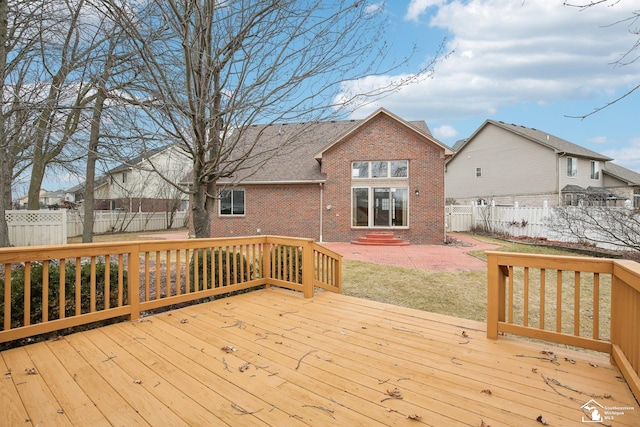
top-left (99, 0), bottom-right (448, 238)
top-left (563, 1), bottom-right (640, 118)
top-left (0, 1), bottom-right (52, 246)
top-left (546, 204), bottom-right (640, 251)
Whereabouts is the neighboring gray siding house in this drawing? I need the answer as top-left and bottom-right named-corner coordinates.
top-left (602, 162), bottom-right (640, 207)
top-left (445, 120), bottom-right (637, 207)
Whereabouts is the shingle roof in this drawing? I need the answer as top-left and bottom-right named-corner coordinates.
top-left (108, 145), bottom-right (172, 174)
top-left (452, 120), bottom-right (612, 161)
top-left (218, 109), bottom-right (445, 184)
top-left (603, 162), bottom-right (640, 185)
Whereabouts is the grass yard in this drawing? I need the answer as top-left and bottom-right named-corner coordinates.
top-left (342, 234), bottom-right (613, 341)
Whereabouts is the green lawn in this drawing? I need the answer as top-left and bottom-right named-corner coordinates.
top-left (342, 234), bottom-right (609, 328)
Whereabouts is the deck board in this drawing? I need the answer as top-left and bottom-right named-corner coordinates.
top-left (1, 288), bottom-right (638, 426)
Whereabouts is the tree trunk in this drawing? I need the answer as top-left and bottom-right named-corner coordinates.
top-left (0, 0), bottom-right (11, 247)
top-left (82, 88), bottom-right (106, 242)
top-left (191, 179), bottom-right (212, 238)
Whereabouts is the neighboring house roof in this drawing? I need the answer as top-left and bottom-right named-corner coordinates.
top-left (108, 145), bottom-right (174, 174)
top-left (217, 108), bottom-right (451, 185)
top-left (603, 162), bottom-right (640, 186)
top-left (450, 120), bottom-right (612, 161)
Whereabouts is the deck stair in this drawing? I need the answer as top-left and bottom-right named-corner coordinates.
top-left (351, 231), bottom-right (410, 246)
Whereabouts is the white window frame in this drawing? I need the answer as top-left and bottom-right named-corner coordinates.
top-left (590, 160), bottom-right (600, 180)
top-left (567, 157), bottom-right (578, 178)
top-left (351, 160), bottom-right (408, 179)
top-left (476, 167), bottom-right (482, 177)
top-left (219, 188), bottom-right (245, 216)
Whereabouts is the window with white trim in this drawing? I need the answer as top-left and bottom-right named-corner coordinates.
top-left (567, 157), bottom-right (578, 178)
top-left (219, 188), bottom-right (245, 216)
top-left (351, 160), bottom-right (409, 228)
top-left (590, 160), bottom-right (600, 180)
top-left (476, 167), bottom-right (482, 177)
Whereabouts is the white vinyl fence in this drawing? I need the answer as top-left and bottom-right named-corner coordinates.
top-left (6, 210), bottom-right (68, 246)
top-left (6, 210), bottom-right (188, 247)
top-left (446, 202), bottom-right (638, 250)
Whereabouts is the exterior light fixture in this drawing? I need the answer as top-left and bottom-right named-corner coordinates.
top-left (415, 188), bottom-right (419, 196)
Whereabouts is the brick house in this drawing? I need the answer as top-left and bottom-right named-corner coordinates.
top-left (204, 109), bottom-right (452, 244)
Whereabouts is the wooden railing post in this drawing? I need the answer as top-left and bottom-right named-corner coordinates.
top-left (302, 240), bottom-right (314, 298)
top-left (128, 245), bottom-right (140, 321)
top-left (487, 252), bottom-right (506, 339)
top-left (262, 239), bottom-right (271, 290)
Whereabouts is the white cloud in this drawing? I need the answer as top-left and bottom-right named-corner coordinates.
top-left (405, 0), bottom-right (445, 22)
top-left (603, 138), bottom-right (640, 172)
top-left (340, 0), bottom-right (640, 122)
top-left (433, 124), bottom-right (458, 139)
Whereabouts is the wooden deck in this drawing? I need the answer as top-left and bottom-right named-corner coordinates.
top-left (2, 289), bottom-right (638, 426)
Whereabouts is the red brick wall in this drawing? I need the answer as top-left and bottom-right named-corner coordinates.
top-left (207, 114), bottom-right (446, 244)
top-left (210, 184), bottom-right (321, 239)
top-left (321, 114), bottom-right (446, 244)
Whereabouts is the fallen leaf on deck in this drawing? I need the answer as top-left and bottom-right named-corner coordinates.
top-left (480, 389), bottom-right (492, 396)
top-left (531, 368), bottom-right (538, 373)
top-left (406, 414), bottom-right (421, 420)
top-left (385, 388), bottom-right (402, 399)
top-left (179, 318), bottom-right (188, 324)
top-left (480, 420), bottom-right (491, 427)
top-left (133, 379), bottom-right (142, 384)
top-left (239, 363), bottom-right (250, 372)
top-left (221, 345), bottom-right (238, 353)
top-left (536, 415), bottom-right (549, 425)
top-left (564, 357), bottom-right (576, 364)
top-left (589, 362), bottom-right (598, 368)
top-left (604, 393), bottom-right (612, 399)
top-left (461, 331), bottom-right (469, 338)
top-left (57, 409), bottom-right (64, 414)
top-left (25, 368), bottom-right (38, 375)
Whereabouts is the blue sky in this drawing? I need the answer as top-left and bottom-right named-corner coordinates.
top-left (340, 0), bottom-right (640, 172)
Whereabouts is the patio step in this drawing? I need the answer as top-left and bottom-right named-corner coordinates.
top-left (351, 232), bottom-right (410, 246)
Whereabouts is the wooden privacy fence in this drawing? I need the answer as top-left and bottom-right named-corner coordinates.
top-left (487, 251), bottom-right (640, 402)
top-left (0, 236), bottom-right (342, 344)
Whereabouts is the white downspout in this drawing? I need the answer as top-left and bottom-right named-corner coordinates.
top-left (319, 182), bottom-right (324, 242)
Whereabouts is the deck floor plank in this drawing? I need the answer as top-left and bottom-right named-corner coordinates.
top-left (1, 346), bottom-right (74, 426)
top-left (213, 291), bottom-right (597, 426)
top-left (0, 349), bottom-right (31, 426)
top-left (24, 341), bottom-right (111, 426)
top-left (1, 288), bottom-right (638, 427)
top-left (45, 335), bottom-right (152, 426)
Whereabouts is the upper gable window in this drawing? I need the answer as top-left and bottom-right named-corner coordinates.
top-left (567, 157), bottom-right (578, 178)
top-left (352, 161), bottom-right (408, 179)
top-left (476, 167), bottom-right (482, 177)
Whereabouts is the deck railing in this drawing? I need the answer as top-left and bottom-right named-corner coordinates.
top-left (0, 236), bottom-right (341, 344)
top-left (487, 251), bottom-right (640, 402)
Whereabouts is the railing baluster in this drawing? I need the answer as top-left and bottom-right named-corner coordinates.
top-left (104, 255), bottom-right (110, 310)
top-left (59, 259), bottom-right (66, 319)
top-left (155, 251), bottom-right (161, 299)
top-left (24, 262), bottom-right (31, 326)
top-left (90, 257), bottom-right (97, 313)
top-left (42, 261), bottom-right (49, 323)
top-left (523, 266), bottom-right (529, 327)
top-left (75, 258), bottom-right (81, 316)
top-left (593, 272), bottom-right (599, 339)
top-left (3, 263), bottom-right (10, 330)
top-left (118, 254), bottom-right (124, 306)
top-left (556, 270), bottom-right (563, 333)
top-left (144, 252), bottom-right (150, 301)
top-left (574, 271), bottom-right (581, 336)
top-left (540, 268), bottom-right (545, 330)
top-left (508, 266), bottom-right (514, 324)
